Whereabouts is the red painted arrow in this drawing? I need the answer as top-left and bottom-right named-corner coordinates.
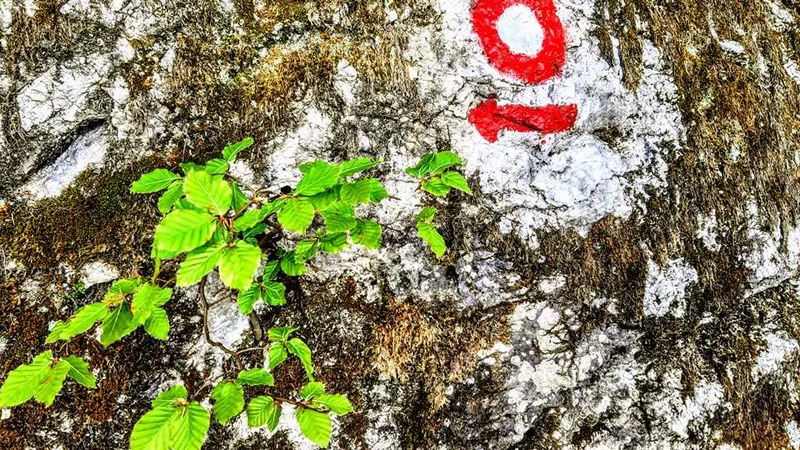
top-left (468, 99), bottom-right (577, 142)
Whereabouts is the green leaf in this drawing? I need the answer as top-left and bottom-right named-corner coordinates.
top-left (351, 219), bottom-right (381, 249)
top-left (281, 252), bottom-right (306, 276)
top-left (300, 381), bottom-right (325, 400)
top-left (176, 243), bottom-right (224, 287)
top-left (247, 396), bottom-right (281, 431)
top-left (0, 351), bottom-right (53, 407)
top-left (242, 223), bottom-right (267, 241)
top-left (268, 326), bottom-right (298, 341)
top-left (211, 381), bottom-right (244, 425)
top-left (340, 179), bottom-right (371, 205)
top-left (318, 394), bottom-right (353, 415)
top-left (287, 338), bottom-right (314, 379)
top-left (172, 402), bottom-right (210, 450)
top-left (218, 240), bottom-right (262, 291)
top-left (158, 181), bottom-right (185, 215)
top-left (105, 277), bottom-right (143, 303)
top-left (405, 153), bottom-right (435, 178)
top-left (33, 359), bottom-right (71, 407)
top-left (319, 232), bottom-right (348, 253)
top-left (144, 307), bottom-right (170, 340)
top-left (205, 158), bottom-right (229, 175)
top-left (295, 407), bottom-right (332, 448)
top-left (237, 284), bottom-right (261, 315)
top-left (309, 188), bottom-right (340, 211)
top-left (339, 157), bottom-right (379, 178)
top-left (183, 170), bottom-right (232, 216)
top-left (295, 239), bottom-right (318, 262)
top-left (294, 161), bottom-right (342, 196)
top-left (100, 303), bottom-right (137, 346)
top-left (417, 206), bottom-right (436, 222)
top-left (131, 169), bottom-right (181, 194)
top-left (262, 281), bottom-right (286, 306)
top-left (231, 182), bottom-right (249, 213)
top-left (46, 302), bottom-right (109, 343)
top-left (262, 260), bottom-right (280, 281)
top-left (277, 197), bottom-right (315, 234)
top-left (153, 210), bottom-right (217, 259)
top-left (174, 198), bottom-right (205, 213)
top-left (62, 356), bottom-right (96, 388)
top-left (237, 368), bottom-right (274, 387)
top-left (422, 177), bottom-right (451, 196)
top-left (367, 178), bottom-right (389, 203)
top-left (406, 152), bottom-right (462, 178)
top-left (268, 343), bottom-right (288, 370)
top-left (232, 207), bottom-right (269, 232)
top-left (180, 162), bottom-right (204, 174)
top-left (416, 222), bottom-right (446, 258)
top-left (211, 224), bottom-right (231, 245)
top-left (130, 404), bottom-right (179, 450)
top-left (223, 137), bottom-right (254, 162)
top-left (320, 202), bottom-right (356, 233)
top-left (428, 151), bottom-right (463, 174)
top-left (440, 171), bottom-right (472, 194)
top-left (132, 283), bottom-right (172, 324)
top-left (152, 385), bottom-right (188, 408)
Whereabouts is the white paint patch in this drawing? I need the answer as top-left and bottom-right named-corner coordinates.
top-left (643, 258), bottom-right (698, 318)
top-left (765, 0), bottom-right (795, 32)
top-left (0, 0), bottom-right (12, 33)
top-left (496, 4), bottom-right (544, 56)
top-left (79, 261), bottom-right (119, 288)
top-left (744, 202), bottom-right (800, 295)
top-left (17, 54), bottom-right (111, 133)
top-left (183, 275), bottom-right (249, 378)
top-left (752, 331), bottom-right (799, 382)
top-left (266, 107), bottom-right (333, 190)
top-left (538, 275), bottom-right (566, 294)
top-left (696, 213), bottom-right (720, 251)
top-left (334, 59), bottom-right (359, 107)
top-left (407, 0), bottom-right (684, 235)
top-left (363, 384), bottom-right (402, 450)
top-left (787, 420), bottom-right (800, 450)
top-left (23, 126), bottom-right (110, 199)
top-left (531, 135), bottom-right (631, 226)
top-left (669, 379), bottom-right (725, 438)
top-left (207, 298), bottom-right (249, 349)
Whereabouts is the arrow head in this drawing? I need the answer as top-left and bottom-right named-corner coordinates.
top-left (468, 99), bottom-right (503, 142)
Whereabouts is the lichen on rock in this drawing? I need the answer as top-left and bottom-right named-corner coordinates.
top-left (1, 0), bottom-right (800, 448)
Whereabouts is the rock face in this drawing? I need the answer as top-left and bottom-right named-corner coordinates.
top-left (1, 0), bottom-right (800, 449)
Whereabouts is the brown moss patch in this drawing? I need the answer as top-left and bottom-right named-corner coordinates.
top-left (3, 0), bottom-right (84, 70)
top-left (152, 0), bottom-right (422, 165)
top-left (0, 157), bottom-right (168, 275)
top-left (371, 300), bottom-right (511, 411)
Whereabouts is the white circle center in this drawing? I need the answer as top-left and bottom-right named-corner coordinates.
top-left (496, 4), bottom-right (545, 56)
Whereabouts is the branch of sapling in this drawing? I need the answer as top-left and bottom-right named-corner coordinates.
top-left (199, 277), bottom-right (244, 371)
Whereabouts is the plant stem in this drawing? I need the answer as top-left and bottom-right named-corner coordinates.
top-left (198, 277), bottom-right (244, 371)
top-left (269, 393), bottom-right (327, 413)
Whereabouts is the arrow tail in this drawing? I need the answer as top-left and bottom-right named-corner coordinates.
top-left (468, 99), bottom-right (577, 142)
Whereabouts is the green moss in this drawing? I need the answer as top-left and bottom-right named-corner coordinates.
top-left (0, 157), bottom-right (165, 274)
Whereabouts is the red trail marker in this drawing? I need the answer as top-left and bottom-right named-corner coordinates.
top-left (468, 99), bottom-right (577, 143)
top-left (472, 0), bottom-right (566, 84)
top-left (469, 0), bottom-right (577, 141)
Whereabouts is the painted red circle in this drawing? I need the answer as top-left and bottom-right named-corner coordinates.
top-left (472, 0), bottom-right (567, 84)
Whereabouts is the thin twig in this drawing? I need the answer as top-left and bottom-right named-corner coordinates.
top-left (199, 277), bottom-right (244, 371)
top-left (236, 347), bottom-right (266, 355)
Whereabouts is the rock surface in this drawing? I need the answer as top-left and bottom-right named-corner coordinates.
top-left (1, 0), bottom-right (800, 449)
